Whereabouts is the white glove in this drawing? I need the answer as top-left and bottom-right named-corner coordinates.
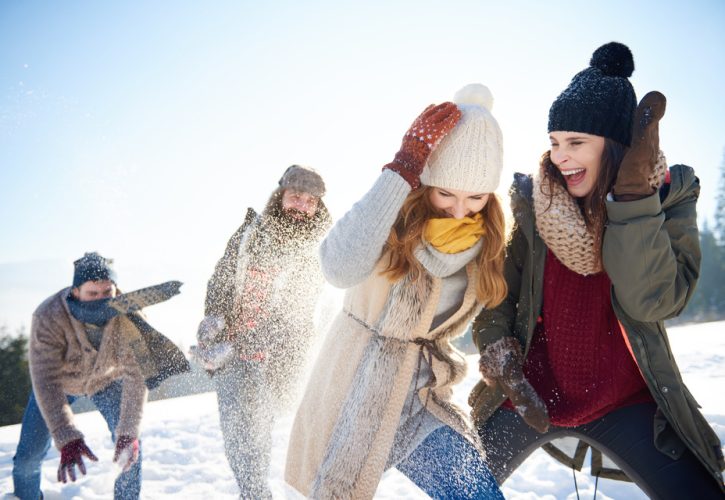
top-left (196, 315), bottom-right (225, 343)
top-left (189, 342), bottom-right (235, 371)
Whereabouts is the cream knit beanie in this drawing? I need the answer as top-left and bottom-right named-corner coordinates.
top-left (420, 83), bottom-right (503, 193)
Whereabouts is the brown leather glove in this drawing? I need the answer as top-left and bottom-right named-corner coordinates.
top-left (612, 91), bottom-right (667, 201)
top-left (479, 337), bottom-right (550, 433)
top-left (383, 102), bottom-right (461, 189)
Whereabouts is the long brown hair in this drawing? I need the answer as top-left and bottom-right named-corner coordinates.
top-left (540, 138), bottom-right (626, 258)
top-left (381, 187), bottom-right (507, 308)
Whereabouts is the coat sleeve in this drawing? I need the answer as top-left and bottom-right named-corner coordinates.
top-left (318, 170), bottom-right (410, 288)
top-left (472, 222), bottom-right (526, 351)
top-left (115, 348), bottom-right (148, 440)
top-left (603, 166), bottom-right (700, 322)
top-left (28, 313), bottom-right (84, 448)
top-left (203, 209), bottom-right (256, 324)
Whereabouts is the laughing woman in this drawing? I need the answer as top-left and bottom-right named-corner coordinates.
top-left (470, 42), bottom-right (724, 498)
top-left (285, 84), bottom-right (511, 499)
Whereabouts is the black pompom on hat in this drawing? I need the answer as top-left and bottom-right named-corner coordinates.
top-left (548, 42), bottom-right (637, 146)
top-left (72, 252), bottom-right (117, 288)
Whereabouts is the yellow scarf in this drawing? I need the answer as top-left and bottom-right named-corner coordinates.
top-left (424, 213), bottom-right (485, 254)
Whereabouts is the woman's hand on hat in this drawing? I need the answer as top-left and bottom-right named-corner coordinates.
top-left (407, 102), bottom-right (462, 149)
top-left (383, 101), bottom-right (461, 189)
top-left (613, 91), bottom-right (667, 201)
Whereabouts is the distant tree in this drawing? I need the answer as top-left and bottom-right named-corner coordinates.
top-left (683, 221), bottom-right (725, 322)
top-left (714, 151), bottom-right (725, 246)
top-left (0, 325), bottom-right (32, 426)
top-left (672, 153), bottom-right (725, 324)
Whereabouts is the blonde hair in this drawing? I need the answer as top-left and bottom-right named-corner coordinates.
top-left (381, 187), bottom-right (507, 307)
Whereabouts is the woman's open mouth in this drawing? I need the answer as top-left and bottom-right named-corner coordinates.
top-left (561, 168), bottom-right (586, 186)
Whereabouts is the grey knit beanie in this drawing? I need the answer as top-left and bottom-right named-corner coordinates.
top-left (421, 83), bottom-right (503, 193)
top-left (278, 165), bottom-right (326, 197)
top-left (548, 42), bottom-right (637, 146)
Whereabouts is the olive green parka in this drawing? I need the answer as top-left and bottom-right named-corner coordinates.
top-left (469, 164), bottom-right (724, 490)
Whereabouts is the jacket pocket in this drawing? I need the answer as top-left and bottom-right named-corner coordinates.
top-left (653, 407), bottom-right (686, 460)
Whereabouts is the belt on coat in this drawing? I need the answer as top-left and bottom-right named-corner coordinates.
top-left (344, 310), bottom-right (442, 413)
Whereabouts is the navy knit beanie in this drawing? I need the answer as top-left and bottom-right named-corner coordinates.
top-left (548, 42), bottom-right (637, 146)
top-left (72, 252), bottom-right (117, 287)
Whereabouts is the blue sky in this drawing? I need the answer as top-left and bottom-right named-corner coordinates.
top-left (1, 0), bottom-right (724, 345)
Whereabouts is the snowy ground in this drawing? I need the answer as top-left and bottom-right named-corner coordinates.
top-left (1, 320), bottom-right (723, 499)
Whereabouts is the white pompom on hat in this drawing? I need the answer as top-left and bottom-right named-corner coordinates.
top-left (420, 83), bottom-right (503, 193)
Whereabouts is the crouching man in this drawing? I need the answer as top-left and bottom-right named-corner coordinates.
top-left (12, 252), bottom-right (188, 500)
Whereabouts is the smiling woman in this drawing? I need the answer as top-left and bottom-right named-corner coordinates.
top-left (542, 132), bottom-right (627, 253)
top-left (472, 41), bottom-right (725, 499)
top-left (548, 132), bottom-right (605, 198)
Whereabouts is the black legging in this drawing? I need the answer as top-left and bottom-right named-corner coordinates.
top-left (479, 402), bottom-right (723, 500)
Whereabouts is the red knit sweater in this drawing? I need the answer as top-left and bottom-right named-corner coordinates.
top-left (505, 251), bottom-right (653, 427)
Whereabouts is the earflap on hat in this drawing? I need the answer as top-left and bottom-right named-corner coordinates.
top-left (420, 83), bottom-right (503, 193)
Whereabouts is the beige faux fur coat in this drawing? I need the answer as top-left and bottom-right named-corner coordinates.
top-left (285, 259), bottom-right (483, 499)
top-left (29, 288), bottom-right (147, 449)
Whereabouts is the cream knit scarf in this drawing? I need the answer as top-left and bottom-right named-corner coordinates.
top-left (533, 150), bottom-right (668, 276)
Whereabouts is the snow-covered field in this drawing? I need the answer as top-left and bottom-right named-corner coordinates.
top-left (1, 321), bottom-right (723, 499)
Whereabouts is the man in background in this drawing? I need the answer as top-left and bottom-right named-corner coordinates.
top-left (192, 165), bottom-right (331, 499)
